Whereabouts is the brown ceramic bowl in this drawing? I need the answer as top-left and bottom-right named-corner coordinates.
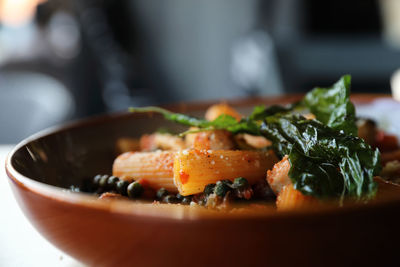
top-left (6, 94), bottom-right (400, 267)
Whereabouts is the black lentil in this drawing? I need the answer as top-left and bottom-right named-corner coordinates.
top-left (116, 180), bottom-right (129, 196)
top-left (107, 176), bottom-right (119, 190)
top-left (99, 175), bottom-right (109, 188)
top-left (156, 188), bottom-right (169, 200)
top-left (93, 174), bottom-right (102, 185)
top-left (181, 196), bottom-right (192, 205)
top-left (163, 194), bottom-right (179, 204)
top-left (127, 181), bottom-right (144, 198)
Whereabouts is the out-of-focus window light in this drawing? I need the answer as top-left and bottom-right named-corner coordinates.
top-left (380, 0), bottom-right (400, 48)
top-left (0, 0), bottom-right (46, 26)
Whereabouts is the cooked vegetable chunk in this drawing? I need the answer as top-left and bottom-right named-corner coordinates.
top-left (205, 103), bottom-right (242, 122)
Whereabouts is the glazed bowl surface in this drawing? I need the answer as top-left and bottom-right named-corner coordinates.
top-left (6, 94), bottom-right (400, 267)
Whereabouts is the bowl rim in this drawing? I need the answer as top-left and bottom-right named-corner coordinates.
top-left (6, 93), bottom-right (400, 221)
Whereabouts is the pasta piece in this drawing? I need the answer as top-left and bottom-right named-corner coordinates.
top-left (205, 103), bottom-right (242, 122)
top-left (276, 184), bottom-right (319, 211)
top-left (140, 133), bottom-right (185, 151)
top-left (112, 151), bottom-right (177, 193)
top-left (266, 155), bottom-right (291, 194)
top-left (173, 149), bottom-right (278, 196)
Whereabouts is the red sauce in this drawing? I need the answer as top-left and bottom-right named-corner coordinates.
top-left (180, 171), bottom-right (190, 184)
top-left (137, 178), bottom-right (149, 187)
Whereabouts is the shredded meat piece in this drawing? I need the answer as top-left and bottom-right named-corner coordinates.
top-left (192, 130), bottom-right (236, 150)
top-left (266, 155), bottom-right (291, 194)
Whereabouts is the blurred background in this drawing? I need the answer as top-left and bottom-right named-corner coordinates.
top-left (1, 0), bottom-right (400, 142)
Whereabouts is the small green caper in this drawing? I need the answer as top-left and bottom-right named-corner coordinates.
top-left (99, 175), bottom-right (109, 188)
top-left (127, 181), bottom-right (144, 198)
top-left (93, 174), bottom-right (102, 185)
top-left (181, 196), bottom-right (192, 205)
top-left (233, 177), bottom-right (248, 189)
top-left (204, 183), bottom-right (216, 196)
top-left (214, 181), bottom-right (231, 197)
top-left (163, 194), bottom-right (179, 204)
top-left (220, 179), bottom-right (233, 186)
top-left (156, 188), bottom-right (169, 200)
top-left (116, 180), bottom-right (129, 195)
top-left (107, 176), bottom-right (119, 190)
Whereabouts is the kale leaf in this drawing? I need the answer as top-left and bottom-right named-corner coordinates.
top-left (302, 75), bottom-right (357, 135)
top-left (260, 114), bottom-right (380, 200)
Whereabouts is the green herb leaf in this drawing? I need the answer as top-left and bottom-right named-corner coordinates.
top-left (303, 75), bottom-right (357, 135)
top-left (129, 106), bottom-right (261, 135)
top-left (129, 107), bottom-right (210, 128)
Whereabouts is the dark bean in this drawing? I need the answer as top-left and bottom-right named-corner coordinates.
top-left (252, 179), bottom-right (275, 200)
top-left (99, 175), bottom-right (109, 188)
top-left (163, 194), bottom-right (179, 204)
top-left (233, 177), bottom-right (248, 189)
top-left (127, 181), bottom-right (144, 198)
top-left (116, 180), bottom-right (129, 195)
top-left (156, 188), bottom-right (169, 200)
top-left (93, 174), bottom-right (102, 185)
top-left (80, 177), bottom-right (96, 192)
top-left (203, 183), bottom-right (216, 196)
top-left (107, 176), bottom-right (119, 190)
top-left (214, 181), bottom-right (231, 197)
top-left (181, 196), bottom-right (192, 205)
top-left (176, 193), bottom-right (184, 200)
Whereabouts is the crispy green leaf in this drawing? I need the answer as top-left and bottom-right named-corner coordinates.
top-left (303, 75), bottom-right (357, 135)
top-left (260, 114), bottom-right (380, 200)
top-left (129, 107), bottom-right (210, 127)
top-left (248, 103), bottom-right (301, 121)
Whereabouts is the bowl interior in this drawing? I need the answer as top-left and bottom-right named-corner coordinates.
top-left (9, 94), bottom-right (398, 214)
top-left (10, 113), bottom-right (189, 191)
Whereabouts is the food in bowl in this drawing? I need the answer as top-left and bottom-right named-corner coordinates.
top-left (82, 75), bottom-right (400, 211)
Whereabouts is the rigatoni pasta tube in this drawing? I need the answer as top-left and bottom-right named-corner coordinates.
top-left (113, 151), bottom-right (177, 193)
top-left (173, 149), bottom-right (278, 196)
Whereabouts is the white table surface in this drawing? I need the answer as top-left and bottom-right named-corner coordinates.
top-left (0, 145), bottom-right (85, 267)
